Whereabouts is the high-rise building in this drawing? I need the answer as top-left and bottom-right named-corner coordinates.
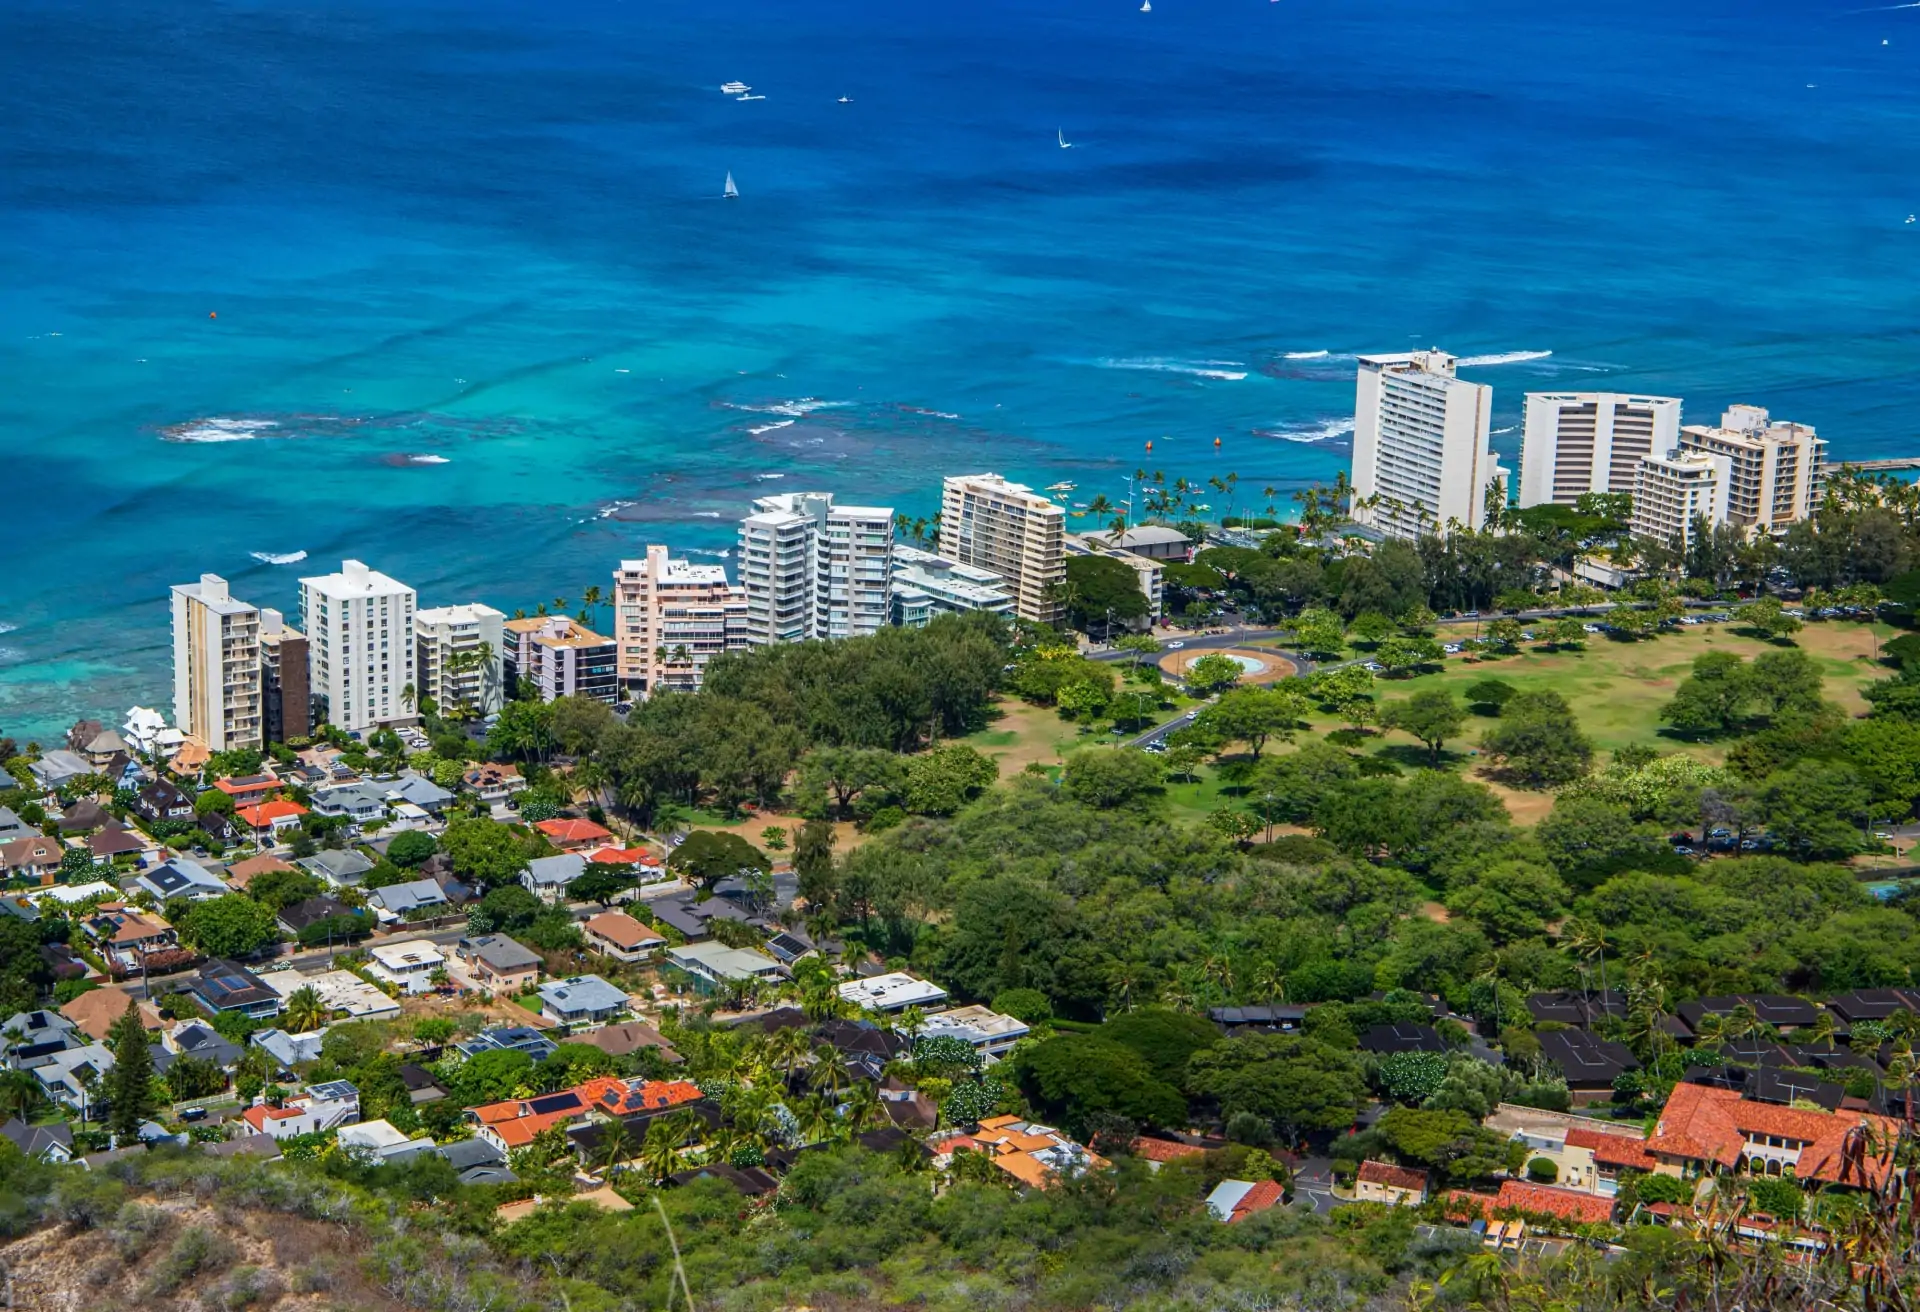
top-left (1348, 351), bottom-right (1507, 539)
top-left (736, 492), bottom-right (894, 645)
top-left (888, 545), bottom-right (1016, 628)
top-left (612, 546), bottom-right (748, 696)
top-left (298, 560), bottom-right (418, 735)
top-left (1676, 405), bottom-right (1825, 531)
top-left (414, 603), bottom-right (507, 720)
top-left (1631, 450), bottom-right (1731, 554)
top-left (938, 473), bottom-right (1065, 624)
top-left (1518, 393), bottom-right (1682, 509)
top-left (169, 574), bottom-right (263, 752)
top-left (502, 617), bottom-right (620, 704)
top-left (258, 608), bottom-right (310, 745)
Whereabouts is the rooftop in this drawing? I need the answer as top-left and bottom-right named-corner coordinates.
top-left (838, 972), bottom-right (949, 1013)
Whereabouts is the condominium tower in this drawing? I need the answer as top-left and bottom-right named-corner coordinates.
top-left (257, 608), bottom-right (310, 745)
top-left (736, 492), bottom-right (894, 645)
top-left (502, 617), bottom-right (620, 705)
top-left (298, 560), bottom-right (417, 735)
top-left (169, 574), bottom-right (263, 751)
top-left (1518, 393), bottom-right (1681, 509)
top-left (937, 473), bottom-right (1065, 624)
top-left (613, 546), bottom-right (749, 695)
top-left (1676, 405), bottom-right (1824, 530)
top-left (414, 602), bottom-right (507, 719)
top-left (1348, 351), bottom-right (1507, 539)
top-left (1631, 450), bottom-right (1731, 554)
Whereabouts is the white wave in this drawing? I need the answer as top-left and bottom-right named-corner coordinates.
top-left (0, 622), bottom-right (16, 636)
top-left (1490, 425), bottom-right (1518, 436)
top-left (754, 472), bottom-right (786, 481)
top-left (1455, 350), bottom-right (1553, 367)
top-left (163, 417), bottom-right (282, 443)
top-left (405, 454), bottom-right (450, 465)
top-left (1258, 418), bottom-right (1353, 444)
top-left (728, 397), bottom-right (851, 417)
top-left (595, 500), bottom-right (635, 521)
top-left (683, 547), bottom-right (732, 559)
top-left (901, 406), bottom-right (961, 420)
top-left (1283, 350), bottom-right (1331, 360)
top-left (250, 550), bottom-right (308, 566)
top-left (693, 511), bottom-right (723, 518)
top-left (1096, 357), bottom-right (1249, 381)
top-left (747, 419), bottom-right (796, 436)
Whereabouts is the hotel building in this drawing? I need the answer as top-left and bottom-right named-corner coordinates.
top-left (1348, 351), bottom-right (1507, 539)
top-left (298, 560), bottom-right (417, 735)
top-left (612, 545), bottom-right (749, 695)
top-left (1676, 406), bottom-right (1825, 531)
top-left (169, 574), bottom-right (263, 752)
top-left (502, 617), bottom-right (619, 705)
top-left (1518, 393), bottom-right (1681, 509)
top-left (1631, 450), bottom-right (1731, 555)
top-left (413, 602), bottom-right (507, 719)
top-left (737, 492), bottom-right (894, 644)
top-left (937, 473), bottom-right (1065, 624)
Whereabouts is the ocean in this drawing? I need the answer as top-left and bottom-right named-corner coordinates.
top-left (3, 0), bottom-right (1919, 740)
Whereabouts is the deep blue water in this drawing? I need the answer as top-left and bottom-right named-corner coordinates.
top-left (3, 0), bottom-right (1920, 738)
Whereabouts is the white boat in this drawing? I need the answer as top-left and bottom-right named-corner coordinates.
top-left (1141, 0), bottom-right (1151, 10)
top-left (1046, 481), bottom-right (1077, 492)
top-left (724, 171), bottom-right (739, 199)
top-left (721, 81), bottom-right (750, 94)
top-left (736, 93), bottom-right (766, 101)
top-left (837, 95), bottom-right (853, 104)
top-left (1058, 128), bottom-right (1073, 149)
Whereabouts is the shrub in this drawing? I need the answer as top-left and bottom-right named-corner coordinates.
top-left (145, 1226), bottom-right (236, 1297)
top-left (1747, 1175), bottom-right (1804, 1221)
top-left (1527, 1156), bottom-right (1558, 1183)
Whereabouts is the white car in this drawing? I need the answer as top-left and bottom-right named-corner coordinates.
top-left (1169, 641), bottom-right (1185, 649)
top-left (1441, 643), bottom-right (1462, 654)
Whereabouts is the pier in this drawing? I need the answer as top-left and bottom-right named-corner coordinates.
top-left (1843, 457), bottom-right (1920, 472)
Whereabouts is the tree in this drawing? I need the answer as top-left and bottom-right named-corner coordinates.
top-left (550, 695), bottom-right (617, 757)
top-left (568, 864), bottom-right (635, 909)
top-left (793, 820), bottom-right (837, 913)
top-left (1480, 690), bottom-right (1593, 787)
top-left (1184, 653), bottom-right (1245, 694)
top-left (1191, 687), bottom-right (1305, 761)
top-left (473, 884), bottom-right (542, 932)
top-left (901, 745), bottom-right (998, 816)
top-left (245, 868), bottom-right (324, 911)
top-left (1662, 650), bottom-right (1753, 737)
top-left (284, 985), bottom-right (328, 1034)
top-left (1737, 596), bottom-right (1802, 641)
top-left (799, 746), bottom-right (902, 820)
top-left (1375, 636), bottom-right (1442, 675)
top-left (166, 1054), bottom-right (226, 1102)
top-left (385, 830), bottom-right (437, 868)
top-left (667, 830), bottom-right (770, 891)
top-left (1186, 1034), bottom-right (1368, 1142)
top-left (176, 895), bottom-right (279, 959)
top-left (1380, 689), bottom-right (1467, 765)
top-left (193, 789), bottom-right (235, 817)
top-left (1098, 1009), bottom-right (1225, 1088)
top-left (1014, 1035), bottom-right (1186, 1133)
top-left (446, 1048), bottom-right (534, 1105)
top-left (103, 998), bottom-right (156, 1140)
top-left (1445, 860), bottom-right (1569, 944)
top-left (440, 815), bottom-right (534, 889)
top-left (1464, 679), bottom-right (1516, 713)
top-left (1061, 750), bottom-right (1164, 809)
top-left (1755, 760), bottom-right (1870, 860)
top-left (1375, 1050), bottom-right (1449, 1104)
top-left (1290, 609), bottom-right (1347, 660)
top-left (1058, 554), bottom-right (1150, 633)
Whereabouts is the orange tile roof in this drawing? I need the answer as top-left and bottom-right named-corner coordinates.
top-left (1565, 1126), bottom-right (1658, 1171)
top-left (1131, 1136), bottom-right (1206, 1163)
top-left (586, 846), bottom-right (661, 866)
top-left (486, 1109), bottom-right (581, 1148)
top-left (995, 1151), bottom-right (1052, 1188)
top-left (224, 854), bottom-right (297, 889)
top-left (1447, 1181), bottom-right (1616, 1225)
top-left (536, 818), bottom-right (615, 845)
top-left (590, 1078), bottom-right (703, 1116)
top-left (242, 1104), bottom-right (306, 1132)
top-left (237, 799), bottom-right (308, 827)
top-left (1357, 1160), bottom-right (1430, 1192)
top-left (1227, 1179), bottom-right (1286, 1222)
top-left (1645, 1083), bottom-right (1901, 1189)
top-left (213, 775), bottom-right (279, 798)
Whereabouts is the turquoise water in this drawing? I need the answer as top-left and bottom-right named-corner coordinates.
top-left (4, 0), bottom-right (1920, 737)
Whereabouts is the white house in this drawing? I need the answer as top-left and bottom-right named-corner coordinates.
top-left (838, 972), bottom-right (949, 1015)
top-left (366, 940), bottom-right (445, 995)
top-left (534, 975), bottom-right (631, 1026)
top-left (521, 853), bottom-right (586, 906)
top-left (240, 1079), bottom-right (361, 1140)
top-left (916, 1004), bottom-right (1030, 1059)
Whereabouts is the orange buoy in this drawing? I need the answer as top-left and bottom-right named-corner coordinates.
top-left (1145, 440), bottom-right (1154, 452)
top-left (209, 311), bottom-right (217, 319)
top-left (1213, 436), bottom-right (1222, 448)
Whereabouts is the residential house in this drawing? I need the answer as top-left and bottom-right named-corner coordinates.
top-left (264, 969), bottom-right (403, 1022)
top-left (1208, 1004), bottom-right (1311, 1035)
top-left (336, 1119), bottom-right (429, 1160)
top-left (1643, 1082), bottom-right (1902, 1189)
top-left (87, 824), bottom-right (146, 861)
top-left (1526, 990), bottom-right (1627, 1029)
top-left (0, 807), bottom-right (26, 842)
top-left (187, 960), bottom-right (283, 1019)
top-left (581, 911), bottom-right (666, 963)
top-left (461, 763), bottom-right (526, 806)
top-left (55, 799), bottom-right (113, 833)
top-left (1674, 995), bottom-right (1821, 1040)
top-left (1129, 1136), bottom-right (1207, 1171)
top-left (1444, 1180), bottom-right (1618, 1227)
top-left (198, 809), bottom-right (246, 847)
top-left (583, 845), bottom-right (668, 885)
top-left (1355, 1160), bottom-right (1431, 1206)
top-left (240, 1080), bottom-right (361, 1140)
top-left (533, 817), bottom-right (615, 852)
top-left (1359, 1023), bottom-right (1446, 1055)
top-left (235, 798), bottom-right (309, 842)
top-left (252, 1028), bottom-right (325, 1070)
top-left (75, 727), bottom-right (129, 768)
top-left (1205, 1178), bottom-right (1287, 1223)
top-left (158, 1020), bottom-right (244, 1072)
top-left (136, 856), bottom-right (229, 904)
top-left (387, 773), bottom-right (456, 816)
top-left (123, 706), bottom-right (185, 760)
top-left (1821, 988), bottom-right (1920, 1035)
top-left (0, 1118), bottom-right (74, 1163)
top-left (39, 942), bottom-right (86, 982)
top-left (838, 972), bottom-right (949, 1015)
top-left (666, 942), bottom-right (785, 989)
top-left (932, 1116), bottom-right (1107, 1189)
top-left (917, 1004), bottom-right (1030, 1059)
top-left (0, 881), bottom-right (121, 925)
top-left (60, 986), bottom-right (163, 1043)
top-left (454, 934), bottom-right (542, 994)
top-left (367, 878), bottom-right (449, 923)
top-left (535, 974), bottom-right (630, 1026)
top-left (29, 750), bottom-right (92, 791)
top-left (34, 1043), bottom-right (117, 1114)
top-left (299, 848), bottom-right (375, 889)
top-left (454, 1026), bottom-right (558, 1062)
top-left (0, 836), bottom-right (65, 883)
top-left (367, 940), bottom-right (446, 995)
top-left (470, 1076), bottom-right (703, 1154)
top-left (575, 1020), bottom-right (680, 1065)
top-left (521, 853), bottom-right (587, 905)
top-left (223, 853), bottom-right (297, 892)
top-left (399, 1063), bottom-right (449, 1104)
top-left (1537, 1029), bottom-right (1641, 1103)
top-left (309, 781), bottom-right (389, 829)
top-left (649, 891), bottom-right (759, 942)
top-left (2, 1010), bottom-right (80, 1072)
top-left (275, 894), bottom-right (360, 940)
top-left (210, 773), bottom-right (280, 807)
top-left (80, 906), bottom-right (180, 974)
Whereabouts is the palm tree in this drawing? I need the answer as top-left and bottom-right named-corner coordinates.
top-left (1808, 1009), bottom-right (1838, 1052)
top-left (583, 584), bottom-right (606, 631)
top-left (640, 1117), bottom-right (687, 1181)
top-left (768, 1025), bottom-right (812, 1081)
top-left (0, 1069), bottom-right (43, 1121)
top-left (797, 1094), bottom-right (839, 1145)
top-left (284, 985), bottom-right (327, 1034)
top-left (598, 1116), bottom-right (635, 1179)
top-left (1086, 494), bottom-right (1114, 520)
top-left (843, 1080), bottom-right (882, 1133)
top-left (911, 517), bottom-right (929, 546)
top-left (399, 683), bottom-right (417, 714)
top-left (552, 597), bottom-right (568, 616)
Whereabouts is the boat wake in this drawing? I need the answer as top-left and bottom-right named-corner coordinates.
top-left (747, 419), bottom-right (796, 436)
top-left (250, 551), bottom-right (308, 566)
top-left (1456, 350), bottom-right (1552, 367)
top-left (1097, 357), bottom-right (1249, 381)
top-left (1256, 417), bottom-right (1353, 444)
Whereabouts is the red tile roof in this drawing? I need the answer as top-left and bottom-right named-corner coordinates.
top-left (1357, 1160), bottom-right (1430, 1192)
top-left (1565, 1126), bottom-right (1658, 1171)
top-left (1645, 1083), bottom-right (1901, 1189)
top-left (535, 818), bottom-right (615, 845)
top-left (588, 1078), bottom-right (703, 1116)
top-left (586, 846), bottom-right (661, 867)
top-left (237, 799), bottom-right (308, 827)
top-left (1447, 1181), bottom-right (1616, 1225)
top-left (1227, 1179), bottom-right (1286, 1223)
top-left (1131, 1136), bottom-right (1207, 1163)
top-left (241, 1104), bottom-right (306, 1132)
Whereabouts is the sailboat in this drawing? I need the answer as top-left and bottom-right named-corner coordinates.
top-left (1058, 128), bottom-right (1073, 149)
top-left (1141, 0), bottom-right (1150, 10)
top-left (723, 171), bottom-right (739, 199)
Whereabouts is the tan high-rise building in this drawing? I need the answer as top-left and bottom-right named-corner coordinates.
top-left (170, 574), bottom-right (263, 752)
top-left (938, 473), bottom-right (1065, 624)
top-left (414, 602), bottom-right (506, 719)
top-left (613, 546), bottom-right (748, 696)
top-left (1631, 450), bottom-right (1731, 555)
top-left (1518, 393), bottom-right (1681, 509)
top-left (1676, 405), bottom-right (1824, 531)
top-left (1349, 351), bottom-right (1507, 539)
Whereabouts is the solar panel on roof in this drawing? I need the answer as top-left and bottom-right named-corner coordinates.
top-left (527, 1092), bottom-right (581, 1116)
